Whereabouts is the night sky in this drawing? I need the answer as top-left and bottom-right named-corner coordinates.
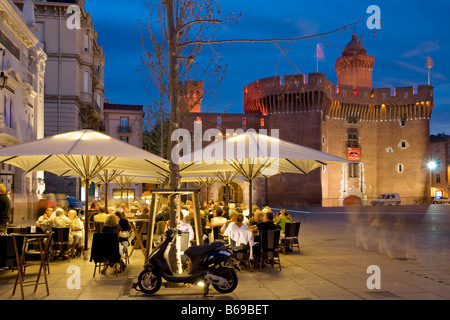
top-left (85, 0), bottom-right (449, 135)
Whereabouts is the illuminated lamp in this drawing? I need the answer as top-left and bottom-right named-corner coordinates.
top-left (0, 49), bottom-right (7, 90)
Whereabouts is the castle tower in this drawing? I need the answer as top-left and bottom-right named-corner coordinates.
top-left (182, 80), bottom-right (204, 113)
top-left (335, 35), bottom-right (375, 88)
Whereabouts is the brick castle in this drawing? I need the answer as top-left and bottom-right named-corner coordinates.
top-left (181, 35), bottom-right (434, 208)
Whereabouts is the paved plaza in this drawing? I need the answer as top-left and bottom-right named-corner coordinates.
top-left (0, 205), bottom-right (449, 305)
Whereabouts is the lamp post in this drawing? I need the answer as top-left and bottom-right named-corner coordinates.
top-left (0, 48), bottom-right (8, 90)
top-left (427, 159), bottom-right (438, 202)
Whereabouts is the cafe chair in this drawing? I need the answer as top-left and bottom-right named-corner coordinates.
top-left (258, 229), bottom-right (282, 272)
top-left (90, 233), bottom-right (122, 277)
top-left (51, 227), bottom-right (71, 261)
top-left (0, 235), bottom-right (23, 271)
top-left (231, 240), bottom-right (253, 272)
top-left (282, 222), bottom-right (301, 254)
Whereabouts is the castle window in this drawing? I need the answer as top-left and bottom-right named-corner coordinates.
top-left (436, 173), bottom-right (441, 183)
top-left (196, 116), bottom-right (201, 124)
top-left (346, 115), bottom-right (359, 124)
top-left (84, 34), bottom-right (90, 52)
top-left (397, 164), bottom-right (404, 173)
top-left (398, 140), bottom-right (410, 149)
top-left (435, 144), bottom-right (440, 153)
top-left (347, 130), bottom-right (359, 148)
top-left (260, 118), bottom-right (265, 127)
top-left (348, 163), bottom-right (359, 178)
top-left (242, 117), bottom-right (247, 126)
top-left (217, 116), bottom-right (222, 125)
top-left (400, 118), bottom-right (407, 127)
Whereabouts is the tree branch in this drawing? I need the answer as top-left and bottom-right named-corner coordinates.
top-left (178, 19), bottom-right (365, 48)
top-left (177, 19), bottom-right (223, 36)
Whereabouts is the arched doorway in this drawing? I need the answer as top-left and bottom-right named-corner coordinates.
top-left (219, 182), bottom-right (243, 204)
top-left (343, 195), bottom-right (361, 206)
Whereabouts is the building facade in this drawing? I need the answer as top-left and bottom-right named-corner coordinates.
top-left (102, 102), bottom-right (145, 205)
top-left (182, 35), bottom-right (434, 208)
top-left (13, 0), bottom-right (105, 199)
top-left (0, 0), bottom-right (47, 221)
top-left (430, 133), bottom-right (449, 198)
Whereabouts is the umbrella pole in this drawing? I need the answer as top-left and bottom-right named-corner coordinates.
top-left (249, 179), bottom-right (253, 213)
top-left (84, 178), bottom-right (90, 251)
top-left (105, 182), bottom-right (108, 209)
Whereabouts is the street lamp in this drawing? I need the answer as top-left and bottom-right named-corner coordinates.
top-left (0, 48), bottom-right (8, 90)
top-left (427, 160), bottom-right (438, 171)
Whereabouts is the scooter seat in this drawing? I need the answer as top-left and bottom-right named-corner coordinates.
top-left (184, 241), bottom-right (225, 260)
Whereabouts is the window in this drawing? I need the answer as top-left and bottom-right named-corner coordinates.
top-left (260, 118), bottom-right (265, 127)
top-left (119, 136), bottom-right (129, 143)
top-left (348, 163), bottom-right (359, 178)
top-left (83, 71), bottom-right (90, 92)
top-left (435, 144), bottom-right (440, 153)
top-left (217, 116), bottom-right (222, 125)
top-left (36, 23), bottom-right (45, 43)
top-left (119, 117), bottom-right (129, 132)
top-left (3, 95), bottom-right (13, 129)
top-left (397, 164), bottom-right (404, 173)
top-left (436, 174), bottom-right (441, 183)
top-left (97, 94), bottom-right (101, 106)
top-left (400, 118), bottom-right (407, 127)
top-left (242, 117), bottom-right (247, 126)
top-left (346, 115), bottom-right (359, 124)
top-left (84, 34), bottom-right (89, 52)
top-left (347, 131), bottom-right (359, 148)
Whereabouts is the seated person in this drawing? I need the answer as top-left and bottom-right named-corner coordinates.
top-left (223, 213), bottom-right (248, 236)
top-left (155, 205), bottom-right (170, 223)
top-left (248, 211), bottom-right (280, 260)
top-left (248, 210), bottom-right (263, 227)
top-left (210, 207), bottom-right (227, 228)
top-left (36, 207), bottom-right (54, 232)
top-left (94, 206), bottom-right (108, 223)
top-left (101, 214), bottom-right (123, 274)
top-left (221, 211), bottom-right (237, 234)
top-left (51, 208), bottom-right (72, 228)
top-left (274, 209), bottom-right (293, 234)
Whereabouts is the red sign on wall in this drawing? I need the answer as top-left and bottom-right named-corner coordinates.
top-left (347, 147), bottom-right (361, 161)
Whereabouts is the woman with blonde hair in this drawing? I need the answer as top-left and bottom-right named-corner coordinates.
top-left (101, 214), bottom-right (123, 274)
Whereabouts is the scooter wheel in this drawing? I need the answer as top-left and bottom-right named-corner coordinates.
top-left (138, 269), bottom-right (161, 294)
top-left (212, 268), bottom-right (238, 294)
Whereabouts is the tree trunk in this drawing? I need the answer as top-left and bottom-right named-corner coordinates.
top-left (166, 0), bottom-right (180, 229)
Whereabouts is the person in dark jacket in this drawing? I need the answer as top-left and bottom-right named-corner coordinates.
top-left (0, 184), bottom-right (11, 234)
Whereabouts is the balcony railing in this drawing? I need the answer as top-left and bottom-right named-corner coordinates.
top-left (118, 126), bottom-right (132, 133)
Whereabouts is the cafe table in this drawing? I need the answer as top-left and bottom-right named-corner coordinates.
top-left (12, 232), bottom-right (53, 300)
top-left (129, 219), bottom-right (149, 257)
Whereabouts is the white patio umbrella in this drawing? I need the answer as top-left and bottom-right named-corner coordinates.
top-left (179, 131), bottom-right (352, 209)
top-left (0, 129), bottom-right (169, 248)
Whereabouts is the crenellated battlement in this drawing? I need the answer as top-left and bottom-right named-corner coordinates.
top-left (244, 72), bottom-right (434, 121)
top-left (244, 73), bottom-right (334, 114)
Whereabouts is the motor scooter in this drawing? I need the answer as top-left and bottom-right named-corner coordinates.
top-left (134, 228), bottom-right (240, 295)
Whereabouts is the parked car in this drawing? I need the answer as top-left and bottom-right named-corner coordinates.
top-left (371, 193), bottom-right (401, 206)
top-left (67, 196), bottom-right (84, 210)
top-left (431, 196), bottom-right (450, 204)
